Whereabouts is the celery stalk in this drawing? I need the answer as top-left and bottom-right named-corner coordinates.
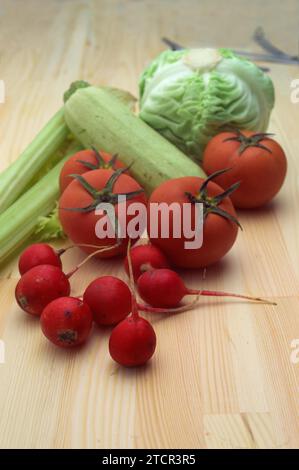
top-left (0, 108), bottom-right (70, 213)
top-left (0, 145), bottom-right (81, 265)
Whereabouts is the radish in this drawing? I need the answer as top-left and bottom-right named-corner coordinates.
top-left (15, 265), bottom-right (71, 316)
top-left (41, 296), bottom-right (93, 348)
top-left (18, 243), bottom-right (63, 275)
top-left (16, 244), bottom-right (119, 316)
top-left (109, 241), bottom-right (156, 367)
top-left (124, 244), bottom-right (170, 281)
top-left (83, 276), bottom-right (132, 326)
top-left (137, 268), bottom-right (276, 308)
top-left (83, 274), bottom-right (193, 326)
top-left (109, 315), bottom-right (156, 367)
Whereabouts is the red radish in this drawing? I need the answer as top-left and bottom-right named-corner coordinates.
top-left (41, 297), bottom-right (93, 348)
top-left (18, 243), bottom-right (62, 275)
top-left (137, 268), bottom-right (276, 309)
top-left (15, 265), bottom-right (71, 316)
top-left (83, 276), bottom-right (132, 326)
top-left (15, 244), bottom-right (118, 316)
top-left (109, 315), bottom-right (156, 367)
top-left (124, 244), bottom-right (170, 281)
top-left (109, 240), bottom-right (156, 367)
top-left (83, 274), bottom-right (191, 324)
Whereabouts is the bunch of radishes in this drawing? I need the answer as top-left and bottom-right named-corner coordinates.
top-left (14, 242), bottom-right (163, 366)
top-left (15, 241), bottom-right (274, 368)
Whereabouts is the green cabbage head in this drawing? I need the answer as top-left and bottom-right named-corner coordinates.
top-left (139, 48), bottom-right (275, 162)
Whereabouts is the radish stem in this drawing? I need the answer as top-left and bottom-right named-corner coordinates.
top-left (57, 242), bottom-right (116, 257)
top-left (66, 243), bottom-right (121, 278)
top-left (126, 239), bottom-right (139, 319)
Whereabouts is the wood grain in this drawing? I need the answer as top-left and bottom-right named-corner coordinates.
top-left (0, 0), bottom-right (299, 449)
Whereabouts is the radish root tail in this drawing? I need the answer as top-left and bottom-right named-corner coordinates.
top-left (187, 289), bottom-right (276, 306)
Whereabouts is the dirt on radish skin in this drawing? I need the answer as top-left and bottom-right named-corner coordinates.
top-left (41, 297), bottom-right (93, 347)
top-left (109, 315), bottom-right (156, 367)
top-left (83, 276), bottom-right (132, 326)
top-left (18, 243), bottom-right (62, 275)
top-left (15, 264), bottom-right (71, 316)
top-left (137, 268), bottom-right (275, 308)
top-left (124, 244), bottom-right (170, 281)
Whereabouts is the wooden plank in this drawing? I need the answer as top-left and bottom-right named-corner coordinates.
top-left (0, 0), bottom-right (299, 449)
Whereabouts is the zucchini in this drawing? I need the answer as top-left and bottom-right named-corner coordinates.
top-left (64, 83), bottom-right (206, 194)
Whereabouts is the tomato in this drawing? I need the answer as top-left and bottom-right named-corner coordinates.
top-left (203, 130), bottom-right (287, 209)
top-left (59, 169), bottom-right (147, 258)
top-left (59, 149), bottom-right (125, 193)
top-left (147, 173), bottom-right (240, 268)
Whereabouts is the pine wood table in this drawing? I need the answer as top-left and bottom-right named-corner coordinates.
top-left (0, 0), bottom-right (299, 449)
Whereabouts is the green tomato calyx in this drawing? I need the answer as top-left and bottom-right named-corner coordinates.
top-left (76, 147), bottom-right (120, 172)
top-left (62, 167), bottom-right (144, 213)
top-left (223, 130), bottom-right (274, 155)
top-left (185, 169), bottom-right (242, 229)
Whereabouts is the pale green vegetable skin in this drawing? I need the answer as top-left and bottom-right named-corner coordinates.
top-left (0, 146), bottom-right (81, 265)
top-left (64, 86), bottom-right (206, 194)
top-left (0, 108), bottom-right (69, 213)
top-left (0, 160), bottom-right (65, 264)
top-left (139, 48), bottom-right (275, 162)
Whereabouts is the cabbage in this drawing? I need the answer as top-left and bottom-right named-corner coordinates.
top-left (139, 48), bottom-right (275, 162)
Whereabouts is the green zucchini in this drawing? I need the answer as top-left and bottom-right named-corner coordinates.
top-left (64, 83), bottom-right (206, 194)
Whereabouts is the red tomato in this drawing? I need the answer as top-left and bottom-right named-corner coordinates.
top-left (203, 131), bottom-right (287, 209)
top-left (59, 169), bottom-right (147, 258)
top-left (59, 149), bottom-right (125, 193)
top-left (147, 175), bottom-right (240, 268)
